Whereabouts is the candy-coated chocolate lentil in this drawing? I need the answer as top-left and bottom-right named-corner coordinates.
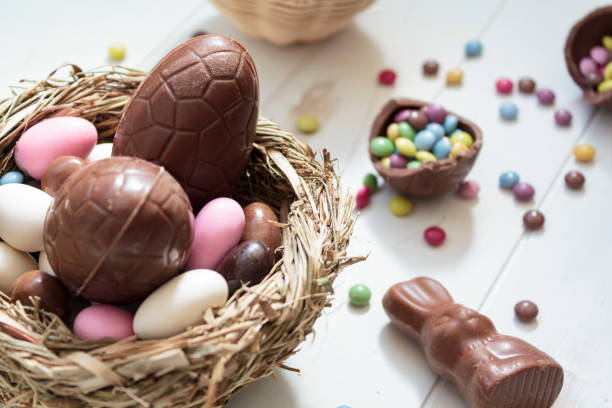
top-left (458, 180), bottom-right (479, 199)
top-left (523, 209), bottom-right (545, 230)
top-left (604, 62), bottom-right (612, 80)
top-left (390, 153), bottom-right (408, 168)
top-left (450, 142), bottom-right (468, 158)
top-left (590, 46), bottom-right (611, 65)
top-left (499, 171), bottom-right (520, 189)
top-left (446, 68), bottom-right (464, 85)
top-left (423, 59), bottom-right (439, 75)
top-left (564, 170), bottom-right (584, 189)
top-left (108, 44), bottom-right (126, 61)
top-left (0, 171), bottom-right (24, 185)
top-left (355, 186), bottom-right (370, 210)
top-left (407, 160), bottom-right (421, 169)
top-left (394, 109), bottom-right (411, 123)
top-left (536, 88), bottom-right (555, 105)
top-left (432, 137), bottom-right (452, 159)
top-left (518, 77), bottom-right (536, 94)
top-left (496, 78), bottom-right (513, 94)
top-left (579, 57), bottom-right (598, 76)
top-left (423, 104), bottom-right (447, 124)
top-left (426, 123), bottom-right (445, 141)
top-left (296, 114), bottom-right (319, 134)
top-left (378, 69), bottom-right (397, 85)
top-left (465, 40), bottom-right (483, 57)
top-left (450, 131), bottom-right (473, 148)
top-left (395, 137), bottom-right (417, 157)
top-left (598, 79), bottom-right (612, 93)
top-left (514, 300), bottom-right (538, 322)
top-left (424, 226), bottom-right (446, 246)
top-left (415, 150), bottom-right (437, 162)
top-left (554, 109), bottom-right (572, 126)
top-left (604, 35), bottom-right (612, 51)
top-left (573, 144), bottom-right (595, 162)
top-left (407, 110), bottom-right (428, 130)
top-left (443, 115), bottom-right (458, 134)
top-left (370, 137), bottom-right (394, 158)
top-left (387, 123), bottom-right (400, 141)
top-left (389, 196), bottom-right (413, 216)
top-left (499, 102), bottom-right (518, 120)
top-left (398, 121), bottom-right (416, 140)
top-left (381, 156), bottom-right (391, 168)
top-left (363, 173), bottom-right (378, 193)
top-left (513, 182), bottom-right (535, 201)
top-left (349, 284), bottom-right (371, 307)
top-left (414, 130), bottom-right (436, 151)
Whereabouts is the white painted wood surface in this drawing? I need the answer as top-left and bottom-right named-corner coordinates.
top-left (2, 0), bottom-right (611, 406)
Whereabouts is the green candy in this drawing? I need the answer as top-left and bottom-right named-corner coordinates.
top-left (370, 137), bottom-right (394, 158)
top-left (349, 284), bottom-right (371, 307)
top-left (363, 173), bottom-right (378, 193)
top-left (398, 121), bottom-right (416, 140)
top-left (406, 160), bottom-right (421, 169)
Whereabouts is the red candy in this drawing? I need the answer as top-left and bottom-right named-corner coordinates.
top-left (356, 186), bottom-right (371, 209)
top-left (424, 226), bottom-right (446, 246)
top-left (378, 69), bottom-right (397, 86)
top-left (496, 78), bottom-right (513, 94)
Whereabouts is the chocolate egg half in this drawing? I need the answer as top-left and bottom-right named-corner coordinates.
top-left (43, 157), bottom-right (193, 303)
top-left (112, 35), bottom-right (259, 210)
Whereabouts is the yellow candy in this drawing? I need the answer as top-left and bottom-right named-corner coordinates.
top-left (389, 196), bottom-right (413, 216)
top-left (387, 123), bottom-right (400, 141)
top-left (573, 144), bottom-right (595, 162)
top-left (604, 35), bottom-right (612, 51)
top-left (450, 142), bottom-right (469, 158)
top-left (381, 156), bottom-right (391, 168)
top-left (598, 80), bottom-right (612, 94)
top-left (297, 115), bottom-right (319, 134)
top-left (415, 150), bottom-right (437, 162)
top-left (450, 131), bottom-right (474, 148)
top-left (604, 63), bottom-right (612, 81)
top-left (395, 137), bottom-right (416, 157)
top-left (446, 68), bottom-right (464, 85)
top-left (108, 44), bottom-right (126, 61)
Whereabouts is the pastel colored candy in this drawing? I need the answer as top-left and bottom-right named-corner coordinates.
top-left (605, 62), bottom-right (612, 80)
top-left (73, 304), bottom-right (134, 340)
top-left (414, 130), bottom-right (436, 151)
top-left (0, 171), bottom-right (23, 185)
top-left (0, 242), bottom-right (38, 293)
top-left (86, 143), bottom-right (113, 161)
top-left (450, 131), bottom-right (474, 148)
top-left (443, 115), bottom-right (458, 134)
top-left (465, 40), bottom-right (483, 56)
top-left (423, 104), bottom-right (447, 124)
top-left (579, 57), bottom-right (597, 76)
top-left (370, 137), bottom-right (394, 157)
top-left (38, 251), bottom-right (55, 276)
top-left (398, 121), bottom-right (416, 140)
top-left (416, 150), bottom-right (437, 162)
top-left (499, 171), bottom-right (520, 189)
top-left (499, 102), bottom-right (519, 120)
top-left (395, 137), bottom-right (416, 157)
top-left (458, 180), bottom-right (480, 199)
top-left (433, 137), bottom-right (452, 159)
top-left (14, 117), bottom-right (97, 179)
top-left (426, 123), bottom-right (445, 141)
top-left (390, 153), bottom-right (408, 168)
top-left (590, 46), bottom-right (610, 65)
top-left (186, 197), bottom-right (245, 270)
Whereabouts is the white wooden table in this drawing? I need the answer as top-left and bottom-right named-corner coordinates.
top-left (2, 0), bottom-right (611, 406)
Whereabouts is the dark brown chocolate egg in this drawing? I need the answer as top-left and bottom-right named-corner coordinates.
top-left (242, 202), bottom-right (281, 252)
top-left (10, 270), bottom-right (70, 319)
top-left (112, 34), bottom-right (259, 211)
top-left (217, 240), bottom-right (274, 295)
top-left (41, 155), bottom-right (88, 196)
top-left (43, 157), bottom-right (193, 303)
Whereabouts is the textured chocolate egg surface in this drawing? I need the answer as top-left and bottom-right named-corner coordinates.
top-left (112, 35), bottom-right (259, 210)
top-left (43, 157), bottom-right (193, 303)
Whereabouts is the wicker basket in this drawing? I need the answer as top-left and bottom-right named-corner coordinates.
top-left (210, 0), bottom-right (375, 46)
top-left (0, 65), bottom-right (363, 407)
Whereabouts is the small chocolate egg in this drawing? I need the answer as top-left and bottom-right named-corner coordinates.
top-left (217, 240), bottom-right (274, 295)
top-left (242, 202), bottom-right (281, 252)
top-left (41, 155), bottom-right (87, 196)
top-left (10, 270), bottom-right (70, 319)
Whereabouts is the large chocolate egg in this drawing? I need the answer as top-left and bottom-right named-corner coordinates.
top-left (112, 35), bottom-right (259, 210)
top-left (43, 157), bottom-right (193, 303)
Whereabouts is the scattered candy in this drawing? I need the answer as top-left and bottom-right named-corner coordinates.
top-left (389, 196), bottom-right (413, 216)
top-left (395, 137), bottom-right (417, 157)
top-left (414, 130), bottom-right (437, 151)
top-left (518, 77), bottom-right (536, 94)
top-left (514, 300), bottom-right (538, 322)
top-left (458, 180), bottom-right (480, 199)
top-left (349, 284), bottom-right (371, 307)
top-left (564, 170), bottom-right (585, 189)
top-left (0, 171), bottom-right (23, 185)
top-left (390, 153), bottom-right (408, 168)
top-left (465, 40), bottom-right (483, 57)
top-left (424, 226), bottom-right (446, 246)
top-left (590, 46), bottom-right (610, 65)
top-left (523, 209), bottom-right (545, 230)
top-left (407, 160), bottom-right (421, 169)
top-left (499, 102), bottom-right (518, 120)
top-left (433, 137), bottom-right (452, 159)
top-left (378, 69), bottom-right (397, 85)
top-left (398, 121), bottom-right (416, 140)
top-left (108, 44), bottom-right (126, 61)
top-left (387, 123), bottom-right (400, 141)
top-left (446, 68), bottom-right (464, 85)
top-left (496, 78), bottom-right (513, 94)
top-left (355, 186), bottom-right (371, 209)
top-left (536, 88), bottom-right (555, 105)
top-left (450, 142), bottom-right (468, 158)
top-left (512, 182), bottom-right (535, 201)
top-left (499, 171), bottom-right (520, 189)
top-left (450, 131), bottom-right (473, 148)
top-left (443, 114), bottom-right (458, 134)
top-left (423, 104), bottom-right (447, 124)
top-left (554, 109), bottom-right (572, 126)
top-left (296, 114), bottom-right (319, 134)
top-left (573, 143), bottom-right (595, 162)
top-left (370, 137), bottom-right (395, 158)
top-left (416, 150), bottom-right (437, 162)
top-left (423, 59), bottom-right (439, 76)
top-left (363, 173), bottom-right (378, 193)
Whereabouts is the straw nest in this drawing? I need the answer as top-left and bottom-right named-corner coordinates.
top-left (0, 64), bottom-right (364, 407)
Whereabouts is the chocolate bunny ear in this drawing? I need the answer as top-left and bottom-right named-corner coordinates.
top-left (382, 277), bottom-right (453, 341)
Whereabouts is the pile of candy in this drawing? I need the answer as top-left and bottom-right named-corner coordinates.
top-left (579, 35), bottom-right (612, 93)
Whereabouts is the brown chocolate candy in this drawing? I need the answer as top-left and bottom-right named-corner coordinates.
top-left (518, 77), bottom-right (536, 94)
top-left (217, 240), bottom-right (274, 295)
top-left (43, 157), bottom-right (193, 303)
top-left (383, 277), bottom-right (563, 408)
top-left (41, 155), bottom-right (87, 196)
top-left (422, 59), bottom-right (439, 76)
top-left (514, 300), bottom-right (539, 322)
top-left (523, 209), bottom-right (545, 230)
top-left (242, 202), bottom-right (281, 252)
top-left (112, 35), bottom-right (259, 211)
top-left (564, 170), bottom-right (585, 189)
top-left (407, 109), bottom-right (428, 130)
top-left (10, 270), bottom-right (70, 319)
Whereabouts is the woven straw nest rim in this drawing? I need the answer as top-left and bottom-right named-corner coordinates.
top-left (0, 64), bottom-right (364, 408)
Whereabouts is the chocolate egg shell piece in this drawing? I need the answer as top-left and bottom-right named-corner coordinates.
top-left (41, 155), bottom-right (88, 196)
top-left (43, 157), bottom-right (193, 303)
top-left (112, 34), bottom-right (260, 210)
top-left (217, 240), bottom-right (274, 296)
top-left (10, 270), bottom-right (70, 320)
top-left (242, 202), bottom-right (281, 252)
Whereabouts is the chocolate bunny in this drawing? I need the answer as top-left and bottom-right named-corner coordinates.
top-left (383, 277), bottom-right (563, 408)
